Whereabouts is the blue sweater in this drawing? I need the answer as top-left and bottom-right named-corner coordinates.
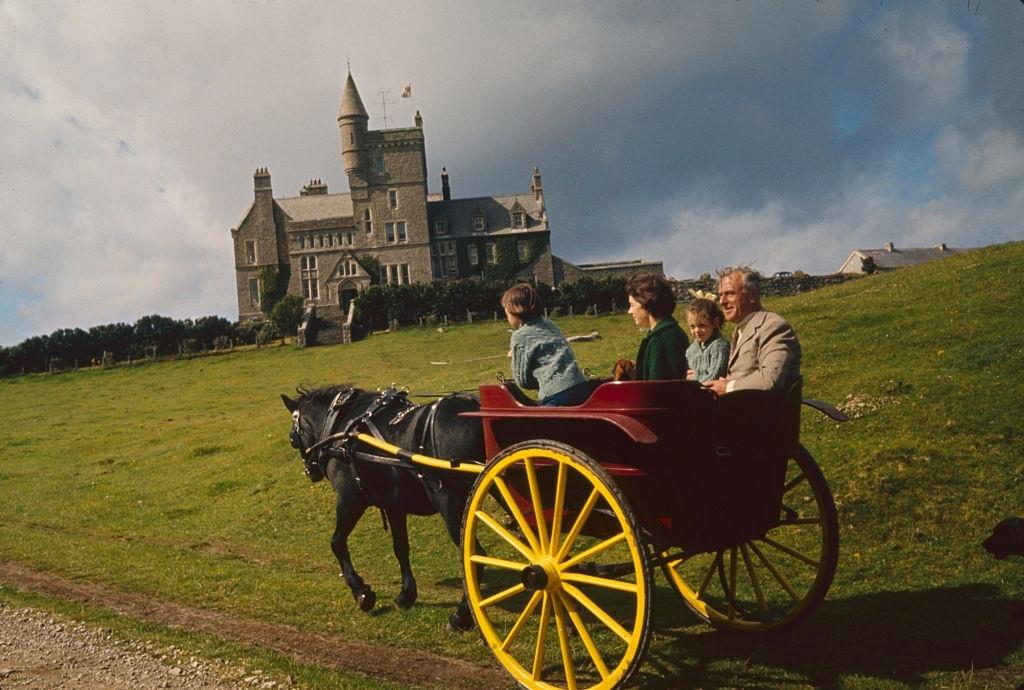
top-left (510, 317), bottom-right (586, 400)
top-left (686, 332), bottom-right (729, 382)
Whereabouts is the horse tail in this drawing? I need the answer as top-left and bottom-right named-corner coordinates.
top-left (379, 508), bottom-right (389, 532)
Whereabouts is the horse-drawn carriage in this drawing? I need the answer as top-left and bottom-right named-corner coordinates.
top-left (284, 377), bottom-right (842, 690)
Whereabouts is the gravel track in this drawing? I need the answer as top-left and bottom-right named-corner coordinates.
top-left (0, 603), bottom-right (278, 689)
top-left (0, 562), bottom-right (507, 690)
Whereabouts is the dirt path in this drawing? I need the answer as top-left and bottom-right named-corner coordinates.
top-left (0, 563), bottom-right (507, 690)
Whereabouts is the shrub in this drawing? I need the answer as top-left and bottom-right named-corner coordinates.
top-left (270, 294), bottom-right (305, 339)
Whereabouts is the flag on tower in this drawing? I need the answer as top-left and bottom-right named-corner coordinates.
top-left (401, 84), bottom-right (412, 98)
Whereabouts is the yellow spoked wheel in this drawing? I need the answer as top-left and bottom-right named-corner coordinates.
top-left (462, 441), bottom-right (653, 690)
top-left (661, 445), bottom-right (839, 632)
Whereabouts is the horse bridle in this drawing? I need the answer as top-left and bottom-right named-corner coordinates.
top-left (291, 388), bottom-right (360, 480)
top-left (291, 387), bottom-right (417, 481)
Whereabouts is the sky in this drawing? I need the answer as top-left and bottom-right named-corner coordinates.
top-left (2, 0), bottom-right (1023, 346)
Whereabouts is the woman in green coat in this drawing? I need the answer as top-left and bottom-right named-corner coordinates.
top-left (626, 273), bottom-right (689, 380)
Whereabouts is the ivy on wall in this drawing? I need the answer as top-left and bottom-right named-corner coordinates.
top-left (258, 264), bottom-right (291, 316)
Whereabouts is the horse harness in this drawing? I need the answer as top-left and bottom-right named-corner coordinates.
top-left (302, 387), bottom-right (450, 494)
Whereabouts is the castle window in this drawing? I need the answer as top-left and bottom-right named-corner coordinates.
top-left (363, 209), bottom-right (372, 234)
top-left (300, 255), bottom-right (319, 300)
top-left (512, 212), bottom-right (526, 229)
top-left (374, 157), bottom-right (385, 174)
top-left (382, 263), bottom-right (410, 286)
top-left (299, 236), bottom-right (305, 249)
top-left (485, 243), bottom-right (497, 265)
top-left (245, 240), bottom-right (256, 265)
top-left (435, 219), bottom-right (448, 236)
top-left (248, 278), bottom-right (260, 309)
top-left (517, 241), bottom-right (529, 262)
top-left (388, 189), bottom-right (399, 209)
top-left (473, 214), bottom-right (486, 233)
top-left (346, 231), bottom-right (353, 246)
top-left (468, 245), bottom-right (479, 266)
top-left (385, 221), bottom-right (407, 245)
top-left (318, 234), bottom-right (324, 248)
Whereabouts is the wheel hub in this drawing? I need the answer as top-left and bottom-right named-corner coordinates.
top-left (521, 557), bottom-right (560, 592)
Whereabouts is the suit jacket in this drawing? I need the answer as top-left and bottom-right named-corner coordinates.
top-left (635, 315), bottom-right (689, 381)
top-left (727, 310), bottom-right (801, 393)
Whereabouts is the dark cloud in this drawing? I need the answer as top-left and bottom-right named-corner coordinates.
top-left (1, 0), bottom-right (1021, 345)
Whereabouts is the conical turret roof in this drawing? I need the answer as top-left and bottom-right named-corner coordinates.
top-left (338, 71), bottom-right (368, 119)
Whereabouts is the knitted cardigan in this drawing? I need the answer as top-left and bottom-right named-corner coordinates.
top-left (510, 317), bottom-right (586, 400)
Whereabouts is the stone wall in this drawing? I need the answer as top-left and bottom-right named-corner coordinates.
top-left (671, 273), bottom-right (858, 301)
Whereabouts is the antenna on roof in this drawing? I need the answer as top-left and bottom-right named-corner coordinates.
top-left (377, 89), bottom-right (394, 129)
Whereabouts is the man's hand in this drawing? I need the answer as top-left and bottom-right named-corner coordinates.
top-left (704, 378), bottom-right (729, 396)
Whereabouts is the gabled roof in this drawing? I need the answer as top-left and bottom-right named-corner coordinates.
top-left (837, 243), bottom-right (964, 273)
top-left (276, 193), bottom-right (354, 222)
top-left (325, 250), bottom-right (372, 282)
top-left (427, 193), bottom-right (546, 238)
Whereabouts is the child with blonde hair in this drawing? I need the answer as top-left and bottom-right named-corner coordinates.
top-left (685, 295), bottom-right (729, 382)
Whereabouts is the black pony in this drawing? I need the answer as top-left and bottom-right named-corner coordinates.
top-left (281, 385), bottom-right (483, 630)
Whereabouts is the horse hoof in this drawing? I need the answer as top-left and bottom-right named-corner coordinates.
top-left (448, 609), bottom-right (474, 632)
top-left (395, 593), bottom-right (417, 610)
top-left (356, 590), bottom-right (377, 612)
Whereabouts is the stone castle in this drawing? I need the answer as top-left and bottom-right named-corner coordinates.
top-left (230, 71), bottom-right (661, 330)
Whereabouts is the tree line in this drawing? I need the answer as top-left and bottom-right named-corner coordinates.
top-left (0, 314), bottom-right (255, 377)
top-left (1, 275), bottom-right (629, 377)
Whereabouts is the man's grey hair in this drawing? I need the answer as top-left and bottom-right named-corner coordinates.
top-left (717, 266), bottom-right (763, 302)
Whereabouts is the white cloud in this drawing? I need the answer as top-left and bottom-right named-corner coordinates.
top-left (1, 0), bottom-right (1021, 345)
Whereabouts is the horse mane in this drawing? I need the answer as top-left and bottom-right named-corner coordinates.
top-left (296, 383), bottom-right (360, 403)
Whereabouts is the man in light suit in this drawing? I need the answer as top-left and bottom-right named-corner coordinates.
top-left (705, 267), bottom-right (801, 397)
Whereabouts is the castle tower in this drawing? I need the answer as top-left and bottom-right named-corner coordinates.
top-left (338, 71), bottom-right (369, 177)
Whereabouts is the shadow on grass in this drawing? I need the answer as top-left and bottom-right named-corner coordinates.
top-left (640, 584), bottom-right (1024, 688)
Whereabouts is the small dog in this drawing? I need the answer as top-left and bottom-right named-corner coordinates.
top-left (612, 358), bottom-right (635, 381)
top-left (982, 517), bottom-right (1024, 559)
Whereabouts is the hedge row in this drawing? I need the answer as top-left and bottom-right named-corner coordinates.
top-left (352, 276), bottom-right (627, 333)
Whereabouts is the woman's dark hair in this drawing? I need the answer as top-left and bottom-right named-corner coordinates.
top-left (501, 282), bottom-right (544, 321)
top-left (626, 273), bottom-right (676, 319)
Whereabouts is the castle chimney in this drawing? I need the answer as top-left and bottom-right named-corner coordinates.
top-left (300, 178), bottom-right (328, 196)
top-left (441, 166), bottom-right (451, 201)
top-left (415, 110), bottom-right (423, 128)
top-left (254, 167), bottom-right (272, 202)
top-left (884, 242), bottom-right (895, 252)
top-left (531, 166), bottom-right (543, 203)
top-left (935, 242), bottom-right (948, 251)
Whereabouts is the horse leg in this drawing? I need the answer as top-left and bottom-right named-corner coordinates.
top-left (386, 510), bottom-right (418, 610)
top-left (435, 489), bottom-right (476, 632)
top-left (331, 497), bottom-right (377, 613)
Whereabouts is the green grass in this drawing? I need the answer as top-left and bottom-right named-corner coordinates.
top-left (2, 242), bottom-right (1023, 688)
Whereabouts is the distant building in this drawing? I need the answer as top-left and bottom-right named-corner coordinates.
top-left (837, 241), bottom-right (963, 274)
top-left (230, 71), bottom-right (661, 326)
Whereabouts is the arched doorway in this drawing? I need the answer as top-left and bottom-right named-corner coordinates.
top-left (338, 280), bottom-right (359, 316)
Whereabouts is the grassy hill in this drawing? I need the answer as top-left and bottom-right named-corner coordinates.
top-left (1, 242), bottom-right (1022, 688)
